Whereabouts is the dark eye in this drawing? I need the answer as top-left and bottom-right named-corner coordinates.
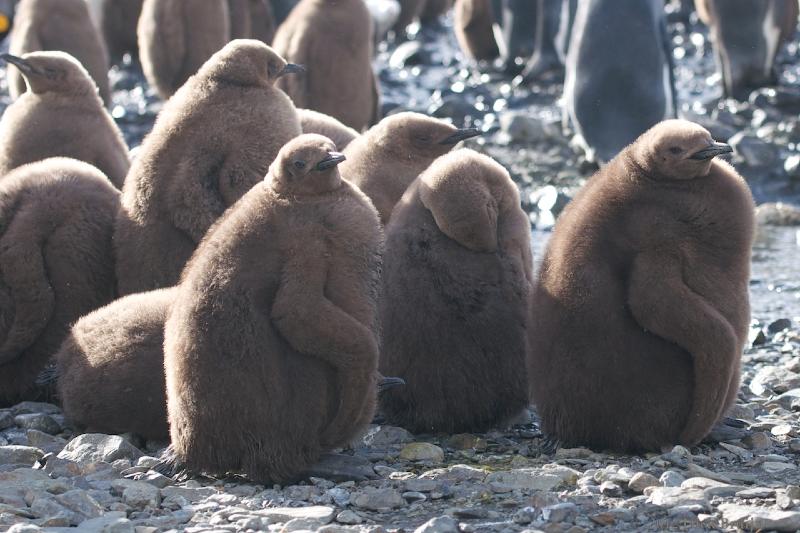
top-left (293, 160), bottom-right (306, 170)
top-left (668, 147), bottom-right (683, 155)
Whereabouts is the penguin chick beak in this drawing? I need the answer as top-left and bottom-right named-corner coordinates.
top-left (439, 127), bottom-right (481, 145)
top-left (315, 151), bottom-right (346, 171)
top-left (378, 376), bottom-right (406, 393)
top-left (277, 63), bottom-right (305, 78)
top-left (690, 141), bottom-right (733, 160)
top-left (1, 53), bottom-right (37, 76)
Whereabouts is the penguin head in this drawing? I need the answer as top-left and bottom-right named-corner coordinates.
top-left (633, 119), bottom-right (733, 180)
top-left (419, 149), bottom-right (518, 253)
top-left (373, 112), bottom-right (480, 160)
top-left (204, 39), bottom-right (305, 87)
top-left (269, 134), bottom-right (346, 196)
top-left (1, 51), bottom-right (98, 97)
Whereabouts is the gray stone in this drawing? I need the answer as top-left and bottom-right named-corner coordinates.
top-left (499, 112), bottom-right (549, 143)
top-left (253, 506), bottom-right (335, 525)
top-left (729, 131), bottom-right (778, 167)
top-left (58, 434), bottom-right (143, 464)
top-left (763, 461), bottom-right (797, 473)
top-left (414, 516), bottom-right (458, 533)
top-left (281, 517), bottom-right (326, 532)
top-left (659, 471), bottom-right (685, 488)
top-left (0, 412), bottom-right (14, 431)
top-left (0, 446), bottom-right (43, 466)
top-left (645, 487), bottom-right (708, 510)
top-left (26, 430), bottom-right (67, 454)
top-left (484, 469), bottom-right (563, 491)
top-left (111, 479), bottom-right (160, 508)
top-left (756, 203), bottom-right (800, 227)
top-left (419, 464), bottom-right (488, 482)
top-left (160, 485), bottom-right (217, 503)
top-left (399, 443), bottom-right (444, 462)
top-left (29, 494), bottom-right (77, 525)
top-left (681, 477), bottom-right (742, 497)
top-left (736, 487), bottom-right (776, 499)
top-left (336, 510), bottom-right (363, 525)
top-left (362, 426), bottom-right (414, 446)
top-left (542, 503), bottom-right (577, 523)
top-left (304, 453), bottom-right (375, 482)
top-left (599, 481), bottom-right (622, 497)
top-left (628, 472), bottom-right (659, 493)
top-left (719, 503), bottom-right (800, 532)
top-left (11, 402), bottom-right (60, 415)
top-left (402, 491), bottom-right (426, 502)
top-left (55, 490), bottom-right (104, 521)
top-left (137, 470), bottom-right (173, 489)
top-left (6, 525), bottom-right (42, 532)
top-left (351, 488), bottom-right (405, 511)
top-left (13, 414), bottom-right (60, 435)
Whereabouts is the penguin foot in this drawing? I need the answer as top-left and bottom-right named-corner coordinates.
top-left (153, 446), bottom-right (192, 482)
top-left (704, 418), bottom-right (750, 443)
top-left (377, 376), bottom-right (406, 393)
top-left (539, 435), bottom-right (561, 456)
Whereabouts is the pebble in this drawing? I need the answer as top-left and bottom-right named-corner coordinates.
top-left (659, 471), bottom-right (685, 488)
top-left (399, 443), bottom-right (444, 462)
top-left (0, 446), bottom-right (43, 466)
top-left (336, 510), bottom-right (363, 525)
top-left (627, 472), bottom-right (659, 493)
top-left (362, 426), bottom-right (413, 447)
top-left (351, 489), bottom-right (405, 511)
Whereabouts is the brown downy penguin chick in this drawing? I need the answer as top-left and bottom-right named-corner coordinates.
top-left (0, 52), bottom-right (130, 189)
top-left (228, 0), bottom-right (276, 43)
top-left (0, 157), bottom-right (119, 406)
top-left (115, 40), bottom-right (303, 296)
top-left (341, 112), bottom-right (480, 223)
top-left (454, 0), bottom-right (499, 61)
top-left (164, 134), bottom-right (383, 483)
top-left (528, 119), bottom-right (754, 452)
top-left (55, 288), bottom-right (174, 441)
top-left (137, 0), bottom-right (230, 99)
top-left (91, 0), bottom-right (144, 63)
top-left (298, 108), bottom-right (360, 151)
top-left (8, 0), bottom-right (111, 106)
top-left (272, 0), bottom-right (379, 131)
top-left (378, 149), bottom-right (533, 434)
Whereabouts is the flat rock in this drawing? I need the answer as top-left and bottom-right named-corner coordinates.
top-left (111, 479), bottom-right (160, 508)
top-left (351, 488), bottom-right (405, 511)
top-left (26, 430), bottom-right (67, 454)
top-left (720, 503), bottom-right (800, 532)
top-left (11, 402), bottom-right (60, 415)
top-left (736, 487), bottom-right (776, 499)
top-left (628, 472), bottom-right (659, 493)
top-left (399, 443), bottom-right (444, 462)
top-left (160, 485), bottom-right (217, 503)
top-left (414, 516), bottom-right (458, 533)
top-left (419, 464), bottom-right (488, 482)
top-left (485, 469), bottom-right (563, 491)
top-left (254, 506), bottom-right (336, 525)
top-left (0, 446), bottom-right (43, 466)
top-left (0, 412), bottom-right (14, 431)
top-left (57, 434), bottom-right (142, 464)
top-left (362, 426), bottom-right (414, 446)
top-left (304, 453), bottom-right (375, 482)
top-left (13, 414), bottom-right (60, 435)
top-left (646, 487), bottom-right (708, 510)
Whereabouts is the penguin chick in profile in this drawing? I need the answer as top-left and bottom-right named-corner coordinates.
top-left (115, 40), bottom-right (303, 296)
top-left (0, 158), bottom-right (119, 406)
top-left (272, 0), bottom-right (379, 131)
top-left (56, 288), bottom-right (175, 442)
top-left (138, 0), bottom-right (231, 99)
top-left (8, 0), bottom-right (111, 105)
top-left (298, 108), bottom-right (360, 151)
top-left (341, 112), bottom-right (480, 223)
top-left (378, 148), bottom-right (533, 434)
top-left (0, 52), bottom-right (130, 189)
top-left (164, 134), bottom-right (383, 484)
top-left (528, 119), bottom-right (754, 451)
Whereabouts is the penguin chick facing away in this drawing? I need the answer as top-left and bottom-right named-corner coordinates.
top-left (164, 134), bottom-right (383, 484)
top-left (379, 148), bottom-right (533, 434)
top-left (138, 0), bottom-right (231, 99)
top-left (115, 39), bottom-right (303, 296)
top-left (8, 0), bottom-right (111, 105)
top-left (528, 119), bottom-right (754, 452)
top-left (272, 0), bottom-right (379, 131)
top-left (228, 0), bottom-right (276, 44)
top-left (0, 52), bottom-right (130, 189)
top-left (0, 158), bottom-right (119, 406)
top-left (56, 288), bottom-right (175, 442)
top-left (341, 112), bottom-right (480, 224)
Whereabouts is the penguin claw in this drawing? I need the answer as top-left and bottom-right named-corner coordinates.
top-left (540, 435), bottom-right (561, 456)
top-left (723, 417), bottom-right (748, 429)
top-left (153, 446), bottom-right (191, 481)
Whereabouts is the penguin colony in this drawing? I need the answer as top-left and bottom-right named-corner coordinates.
top-left (0, 0), bottom-right (776, 484)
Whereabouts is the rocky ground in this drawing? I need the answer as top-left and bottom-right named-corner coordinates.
top-left (2, 4), bottom-right (800, 533)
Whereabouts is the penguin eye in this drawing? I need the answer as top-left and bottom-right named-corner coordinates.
top-left (668, 147), bottom-right (683, 155)
top-left (416, 135), bottom-right (432, 143)
top-left (293, 160), bottom-right (306, 170)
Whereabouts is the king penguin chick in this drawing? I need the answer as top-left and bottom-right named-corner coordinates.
top-left (298, 108), bottom-right (360, 151)
top-left (137, 0), bottom-right (231, 99)
top-left (272, 0), bottom-right (379, 131)
top-left (8, 0), bottom-right (111, 105)
top-left (0, 52), bottom-right (130, 189)
top-left (341, 112), bottom-right (479, 223)
top-left (115, 40), bottom-right (303, 296)
top-left (164, 134), bottom-right (383, 484)
top-left (0, 158), bottom-right (119, 406)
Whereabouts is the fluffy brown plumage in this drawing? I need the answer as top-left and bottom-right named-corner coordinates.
top-left (228, 0), bottom-right (276, 43)
top-left (165, 134), bottom-right (383, 483)
top-left (528, 119), bottom-right (755, 451)
top-left (91, 0), bottom-right (144, 62)
top-left (137, 0), bottom-right (230, 99)
top-left (115, 40), bottom-right (302, 296)
top-left (454, 0), bottom-right (499, 61)
top-left (0, 52), bottom-right (130, 189)
top-left (8, 0), bottom-right (110, 105)
top-left (298, 108), bottom-right (360, 151)
top-left (55, 288), bottom-right (174, 441)
top-left (341, 112), bottom-right (479, 223)
top-left (378, 148), bottom-right (532, 433)
top-left (0, 158), bottom-right (119, 406)
top-left (272, 0), bottom-right (379, 131)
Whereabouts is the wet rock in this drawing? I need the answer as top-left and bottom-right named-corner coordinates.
top-left (768, 318), bottom-right (794, 333)
top-left (351, 488), bottom-right (405, 511)
top-left (499, 112), bottom-right (549, 143)
top-left (0, 446), bottom-right (43, 466)
top-left (628, 472), bottom-right (659, 493)
top-left (57, 434), bottom-right (143, 464)
top-left (305, 453), bottom-right (375, 482)
top-left (414, 516), bottom-right (458, 533)
top-left (362, 426), bottom-right (414, 446)
top-left (719, 503), bottom-right (800, 532)
top-left (13, 414), bottom-right (60, 435)
top-left (400, 443), bottom-right (444, 462)
top-left (729, 131), bottom-right (778, 167)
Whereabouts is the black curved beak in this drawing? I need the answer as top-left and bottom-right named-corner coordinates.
top-left (315, 151), bottom-right (346, 171)
top-left (1, 53), bottom-right (36, 75)
top-left (378, 376), bottom-right (406, 393)
top-left (277, 63), bottom-right (305, 78)
top-left (690, 141), bottom-right (733, 160)
top-left (439, 127), bottom-right (481, 145)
